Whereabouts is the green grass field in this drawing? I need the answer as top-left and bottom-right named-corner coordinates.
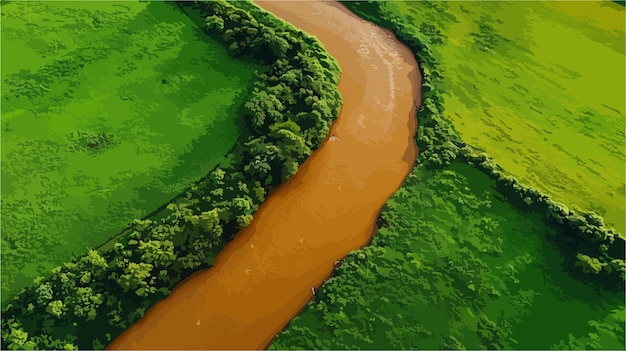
top-left (270, 161), bottom-right (625, 350)
top-left (371, 0), bottom-right (625, 234)
top-left (1, 1), bottom-right (257, 305)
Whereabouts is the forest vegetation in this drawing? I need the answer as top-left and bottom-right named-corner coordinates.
top-left (1, 0), bottom-right (623, 349)
top-left (1, 0), bottom-right (258, 305)
top-left (1, 0), bottom-right (342, 349)
top-left (269, 1), bottom-right (625, 349)
top-left (351, 0), bottom-right (625, 234)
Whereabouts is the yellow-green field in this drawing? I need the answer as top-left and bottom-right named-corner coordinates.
top-left (392, 0), bottom-right (625, 234)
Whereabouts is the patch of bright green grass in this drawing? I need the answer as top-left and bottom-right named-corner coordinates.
top-left (1, 1), bottom-right (257, 305)
top-left (270, 162), bottom-right (625, 350)
top-left (380, 0), bottom-right (625, 234)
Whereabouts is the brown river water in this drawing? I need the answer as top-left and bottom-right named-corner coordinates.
top-left (107, 0), bottom-right (420, 349)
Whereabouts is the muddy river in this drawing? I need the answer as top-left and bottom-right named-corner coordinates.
top-left (107, 0), bottom-right (420, 349)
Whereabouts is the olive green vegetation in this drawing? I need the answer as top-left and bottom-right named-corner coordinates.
top-left (1, 0), bottom-right (259, 306)
top-left (363, 0), bottom-right (625, 234)
top-left (270, 1), bottom-right (624, 349)
top-left (270, 161), bottom-right (625, 350)
top-left (1, 0), bottom-right (342, 349)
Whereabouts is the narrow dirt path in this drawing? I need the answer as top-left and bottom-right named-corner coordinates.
top-left (107, 1), bottom-right (420, 349)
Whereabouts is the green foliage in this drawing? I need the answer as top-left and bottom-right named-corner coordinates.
top-left (3, 326), bottom-right (38, 350)
top-left (266, 2), bottom-right (624, 349)
top-left (243, 89), bottom-right (286, 132)
top-left (477, 315), bottom-right (510, 350)
top-left (1, 0), bottom-right (342, 349)
top-left (341, 2), bottom-right (463, 170)
top-left (1, 0), bottom-right (259, 305)
top-left (576, 253), bottom-right (606, 275)
top-left (45, 300), bottom-right (67, 319)
top-left (1, 199), bottom-right (229, 349)
top-left (188, 0), bottom-right (342, 148)
top-left (116, 262), bottom-right (155, 297)
top-left (343, 0), bottom-right (624, 290)
top-left (346, 0), bottom-right (626, 233)
top-left (461, 147), bottom-right (625, 290)
top-left (270, 162), bottom-right (625, 350)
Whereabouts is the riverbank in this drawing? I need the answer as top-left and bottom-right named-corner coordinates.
top-left (107, 0), bottom-right (421, 349)
top-left (269, 1), bottom-right (625, 349)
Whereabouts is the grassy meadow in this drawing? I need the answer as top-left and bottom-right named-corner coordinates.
top-left (1, 1), bottom-right (257, 305)
top-left (270, 161), bottom-right (625, 350)
top-left (367, 0), bottom-right (625, 234)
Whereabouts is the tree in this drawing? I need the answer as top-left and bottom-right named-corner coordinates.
top-left (116, 262), bottom-right (155, 297)
top-left (243, 90), bottom-right (285, 131)
top-left (575, 253), bottom-right (605, 274)
top-left (205, 15), bottom-right (224, 31)
top-left (138, 240), bottom-right (176, 267)
top-left (46, 300), bottom-right (67, 318)
top-left (243, 137), bottom-right (281, 184)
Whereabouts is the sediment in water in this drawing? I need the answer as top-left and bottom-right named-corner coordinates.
top-left (107, 1), bottom-right (421, 349)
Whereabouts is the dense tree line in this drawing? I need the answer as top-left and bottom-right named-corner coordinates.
top-left (1, 1), bottom-right (342, 349)
top-left (461, 148), bottom-right (625, 290)
top-left (190, 0), bottom-right (341, 149)
top-left (342, 0), bottom-right (624, 290)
